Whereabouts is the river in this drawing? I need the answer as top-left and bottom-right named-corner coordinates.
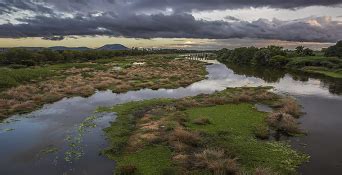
top-left (0, 62), bottom-right (341, 175)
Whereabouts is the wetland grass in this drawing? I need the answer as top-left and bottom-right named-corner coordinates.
top-left (101, 87), bottom-right (308, 174)
top-left (0, 57), bottom-right (207, 119)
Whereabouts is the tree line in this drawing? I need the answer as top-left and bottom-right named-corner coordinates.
top-left (217, 41), bottom-right (342, 69)
top-left (324, 40), bottom-right (342, 58)
top-left (0, 48), bottom-right (208, 68)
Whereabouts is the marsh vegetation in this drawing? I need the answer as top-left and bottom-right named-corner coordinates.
top-left (99, 87), bottom-right (308, 174)
top-left (1, 46), bottom-right (341, 175)
top-left (0, 55), bottom-right (206, 119)
top-left (1, 56), bottom-right (341, 175)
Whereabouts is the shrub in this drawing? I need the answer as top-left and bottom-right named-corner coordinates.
top-left (161, 167), bottom-right (177, 175)
top-left (325, 40), bottom-right (342, 58)
top-left (253, 49), bottom-right (272, 65)
top-left (119, 165), bottom-right (137, 175)
top-left (269, 55), bottom-right (291, 67)
top-left (171, 111), bottom-right (189, 125)
top-left (193, 117), bottom-right (211, 125)
top-left (172, 154), bottom-right (189, 164)
top-left (267, 113), bottom-right (301, 135)
top-left (280, 98), bottom-right (301, 117)
top-left (195, 149), bottom-right (239, 175)
top-left (170, 140), bottom-right (191, 152)
top-left (253, 167), bottom-right (278, 175)
top-left (255, 92), bottom-right (277, 101)
top-left (169, 128), bottom-right (200, 146)
top-left (207, 97), bottom-right (227, 105)
top-left (175, 98), bottom-right (200, 110)
top-left (165, 121), bottom-right (178, 131)
top-left (8, 64), bottom-right (27, 69)
top-left (254, 124), bottom-right (270, 140)
top-left (232, 93), bottom-right (253, 103)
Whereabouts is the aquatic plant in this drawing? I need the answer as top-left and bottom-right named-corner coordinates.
top-left (64, 115), bottom-right (98, 163)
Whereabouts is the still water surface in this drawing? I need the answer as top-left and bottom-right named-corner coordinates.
top-left (0, 62), bottom-right (341, 175)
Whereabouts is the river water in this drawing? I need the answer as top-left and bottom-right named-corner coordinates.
top-left (0, 62), bottom-right (341, 175)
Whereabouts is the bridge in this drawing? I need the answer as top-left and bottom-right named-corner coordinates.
top-left (180, 53), bottom-right (220, 64)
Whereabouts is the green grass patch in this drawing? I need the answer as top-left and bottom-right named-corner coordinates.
top-left (99, 99), bottom-right (174, 155)
top-left (114, 146), bottom-right (173, 174)
top-left (302, 66), bottom-right (342, 79)
top-left (0, 67), bottom-right (55, 90)
top-left (50, 62), bottom-right (109, 71)
top-left (286, 56), bottom-right (342, 70)
top-left (186, 104), bottom-right (308, 174)
top-left (98, 98), bottom-right (174, 115)
top-left (187, 104), bottom-right (264, 135)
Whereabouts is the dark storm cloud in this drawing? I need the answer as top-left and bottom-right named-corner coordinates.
top-left (0, 13), bottom-right (341, 42)
top-left (1, 0), bottom-right (342, 14)
top-left (126, 0), bottom-right (342, 13)
top-left (0, 0), bottom-right (53, 15)
top-left (0, 0), bottom-right (341, 42)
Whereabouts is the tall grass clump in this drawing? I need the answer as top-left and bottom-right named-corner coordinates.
top-left (279, 98), bottom-right (301, 117)
top-left (169, 128), bottom-right (201, 146)
top-left (253, 124), bottom-right (270, 140)
top-left (267, 112), bottom-right (301, 135)
top-left (195, 149), bottom-right (239, 175)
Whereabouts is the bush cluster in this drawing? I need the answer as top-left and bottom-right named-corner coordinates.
top-left (217, 41), bottom-right (342, 71)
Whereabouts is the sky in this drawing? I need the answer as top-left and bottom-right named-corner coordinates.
top-left (0, 0), bottom-right (342, 50)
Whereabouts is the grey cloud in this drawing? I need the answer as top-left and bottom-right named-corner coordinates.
top-left (128, 0), bottom-right (342, 13)
top-left (1, 0), bottom-right (342, 15)
top-left (42, 35), bottom-right (65, 41)
top-left (0, 0), bottom-right (53, 15)
top-left (170, 39), bottom-right (335, 50)
top-left (0, 13), bottom-right (341, 42)
top-left (0, 0), bottom-right (341, 42)
top-left (224, 16), bottom-right (240, 21)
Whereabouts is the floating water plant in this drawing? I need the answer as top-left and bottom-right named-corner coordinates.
top-left (64, 115), bottom-right (99, 163)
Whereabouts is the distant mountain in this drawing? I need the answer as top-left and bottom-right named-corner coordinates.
top-left (97, 44), bottom-right (129, 51)
top-left (15, 47), bottom-right (44, 51)
top-left (49, 46), bottom-right (91, 51)
top-left (0, 44), bottom-right (129, 52)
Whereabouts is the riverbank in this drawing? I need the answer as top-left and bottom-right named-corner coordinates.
top-left (287, 56), bottom-right (342, 79)
top-left (217, 46), bottom-right (342, 79)
top-left (100, 87), bottom-right (309, 174)
top-left (0, 55), bottom-right (207, 119)
top-left (302, 66), bottom-right (342, 79)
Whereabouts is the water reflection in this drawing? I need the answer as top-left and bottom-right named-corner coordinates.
top-left (227, 63), bottom-right (342, 95)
